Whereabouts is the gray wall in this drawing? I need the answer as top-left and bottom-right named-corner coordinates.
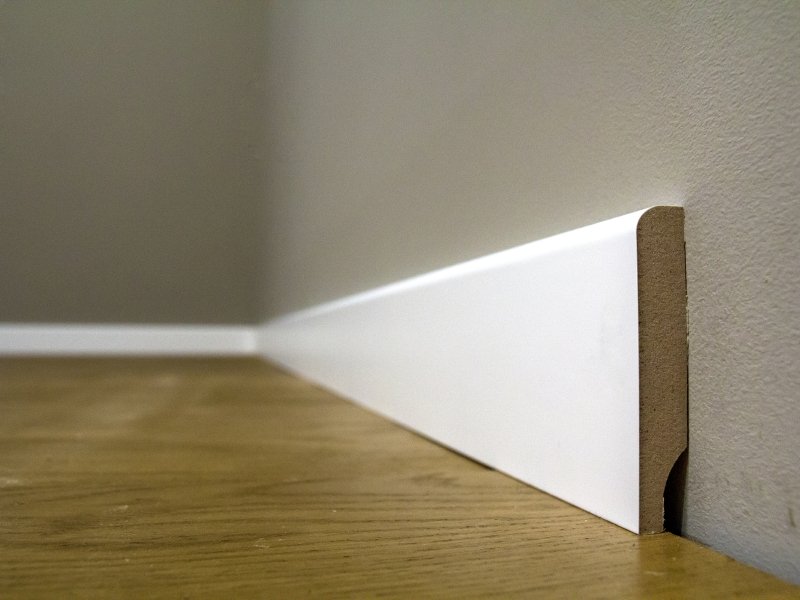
top-left (0, 0), bottom-right (266, 324)
top-left (261, 0), bottom-right (800, 583)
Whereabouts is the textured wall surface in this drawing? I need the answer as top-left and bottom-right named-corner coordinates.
top-left (679, 3), bottom-right (800, 582)
top-left (261, 1), bottom-right (800, 583)
top-left (0, 1), bottom-right (266, 324)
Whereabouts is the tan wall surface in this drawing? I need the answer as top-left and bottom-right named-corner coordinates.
top-left (0, 0), bottom-right (266, 324)
top-left (260, 1), bottom-right (800, 583)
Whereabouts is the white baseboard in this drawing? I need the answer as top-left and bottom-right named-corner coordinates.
top-left (0, 209), bottom-right (686, 533)
top-left (0, 325), bottom-right (257, 356)
top-left (257, 207), bottom-right (687, 534)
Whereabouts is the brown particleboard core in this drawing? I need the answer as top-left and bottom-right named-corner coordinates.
top-left (637, 206), bottom-right (688, 534)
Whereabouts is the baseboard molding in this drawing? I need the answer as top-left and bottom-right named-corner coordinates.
top-left (0, 325), bottom-right (256, 356)
top-left (257, 207), bottom-right (687, 534)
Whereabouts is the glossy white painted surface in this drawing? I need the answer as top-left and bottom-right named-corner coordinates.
top-left (258, 209), bottom-right (648, 532)
top-left (0, 325), bottom-right (256, 355)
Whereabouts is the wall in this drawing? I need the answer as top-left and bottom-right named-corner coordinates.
top-left (0, 0), bottom-right (266, 324)
top-left (261, 1), bottom-right (800, 583)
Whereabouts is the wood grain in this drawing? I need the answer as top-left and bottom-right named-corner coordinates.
top-left (0, 358), bottom-right (796, 598)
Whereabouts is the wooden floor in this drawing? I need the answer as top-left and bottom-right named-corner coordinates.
top-left (0, 358), bottom-right (796, 598)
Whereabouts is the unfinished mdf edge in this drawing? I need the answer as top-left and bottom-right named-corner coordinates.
top-left (637, 206), bottom-right (688, 534)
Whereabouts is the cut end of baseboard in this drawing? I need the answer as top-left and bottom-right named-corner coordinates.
top-left (637, 207), bottom-right (688, 534)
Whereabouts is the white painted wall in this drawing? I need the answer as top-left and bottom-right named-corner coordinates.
top-left (261, 1), bottom-right (800, 583)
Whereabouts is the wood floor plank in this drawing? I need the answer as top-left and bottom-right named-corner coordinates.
top-left (0, 358), bottom-right (796, 598)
